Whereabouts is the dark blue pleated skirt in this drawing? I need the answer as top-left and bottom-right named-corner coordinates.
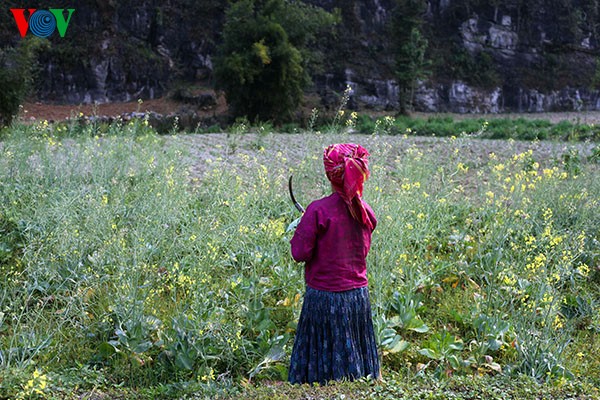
top-left (288, 286), bottom-right (380, 385)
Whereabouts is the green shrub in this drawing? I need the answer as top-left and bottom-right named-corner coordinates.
top-left (0, 38), bottom-right (47, 128)
top-left (214, 0), bottom-right (335, 123)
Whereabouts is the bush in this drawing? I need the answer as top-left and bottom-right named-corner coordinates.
top-left (0, 38), bottom-right (47, 127)
top-left (214, 0), bottom-right (335, 123)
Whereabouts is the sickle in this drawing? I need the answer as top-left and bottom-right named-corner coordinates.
top-left (288, 175), bottom-right (305, 213)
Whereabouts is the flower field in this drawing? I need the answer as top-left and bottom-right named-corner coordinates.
top-left (0, 120), bottom-right (599, 399)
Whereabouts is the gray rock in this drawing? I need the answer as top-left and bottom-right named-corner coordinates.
top-left (18, 0), bottom-right (600, 114)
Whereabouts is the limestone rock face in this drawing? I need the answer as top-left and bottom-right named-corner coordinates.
top-left (310, 0), bottom-right (600, 113)
top-left (2, 0), bottom-right (220, 105)
top-left (3, 0), bottom-right (599, 113)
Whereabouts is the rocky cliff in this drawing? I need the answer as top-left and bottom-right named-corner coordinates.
top-left (316, 0), bottom-right (600, 113)
top-left (1, 0), bottom-right (225, 104)
top-left (3, 0), bottom-right (600, 114)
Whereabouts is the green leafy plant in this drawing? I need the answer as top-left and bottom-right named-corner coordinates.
top-left (589, 145), bottom-right (600, 163)
top-left (513, 335), bottom-right (574, 381)
top-left (390, 291), bottom-right (430, 334)
top-left (247, 335), bottom-right (288, 381)
top-left (560, 148), bottom-right (582, 176)
top-left (472, 314), bottom-right (511, 354)
top-left (418, 331), bottom-right (471, 377)
top-left (374, 314), bottom-right (410, 356)
top-left (214, 0), bottom-right (335, 123)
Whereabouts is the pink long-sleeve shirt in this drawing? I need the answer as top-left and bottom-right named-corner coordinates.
top-left (290, 192), bottom-right (377, 292)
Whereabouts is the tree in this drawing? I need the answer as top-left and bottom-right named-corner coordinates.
top-left (214, 0), bottom-right (335, 122)
top-left (396, 27), bottom-right (428, 114)
top-left (0, 38), bottom-right (47, 127)
top-left (390, 0), bottom-right (429, 114)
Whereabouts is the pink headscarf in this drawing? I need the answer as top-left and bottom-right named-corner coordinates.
top-left (323, 143), bottom-right (373, 230)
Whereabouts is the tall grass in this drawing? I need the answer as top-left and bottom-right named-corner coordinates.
top-left (350, 114), bottom-right (600, 141)
top-left (0, 121), bottom-right (598, 398)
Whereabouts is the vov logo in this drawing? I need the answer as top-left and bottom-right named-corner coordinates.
top-left (10, 8), bottom-right (75, 38)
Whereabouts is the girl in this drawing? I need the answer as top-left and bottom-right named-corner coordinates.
top-left (288, 143), bottom-right (380, 385)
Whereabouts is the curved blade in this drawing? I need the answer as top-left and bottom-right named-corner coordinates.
top-left (288, 175), bottom-right (305, 214)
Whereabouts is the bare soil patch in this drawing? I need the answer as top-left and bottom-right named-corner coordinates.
top-left (173, 133), bottom-right (597, 184)
top-left (19, 96), bottom-right (600, 125)
top-left (20, 93), bottom-right (228, 123)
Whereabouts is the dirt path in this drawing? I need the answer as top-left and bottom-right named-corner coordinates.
top-left (20, 95), bottom-right (228, 122)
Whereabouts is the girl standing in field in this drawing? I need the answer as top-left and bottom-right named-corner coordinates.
top-left (288, 143), bottom-right (380, 385)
